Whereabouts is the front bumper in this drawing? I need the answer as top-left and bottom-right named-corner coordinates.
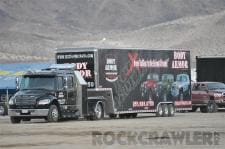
top-left (8, 109), bottom-right (49, 117)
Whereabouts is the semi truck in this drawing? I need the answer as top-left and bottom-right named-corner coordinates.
top-left (196, 56), bottom-right (225, 83)
top-left (8, 48), bottom-right (192, 123)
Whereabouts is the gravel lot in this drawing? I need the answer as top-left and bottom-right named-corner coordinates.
top-left (0, 112), bottom-right (225, 149)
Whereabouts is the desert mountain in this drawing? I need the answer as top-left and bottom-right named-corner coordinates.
top-left (0, 0), bottom-right (225, 63)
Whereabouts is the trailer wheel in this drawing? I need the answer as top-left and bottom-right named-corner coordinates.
top-left (162, 104), bottom-right (169, 117)
top-left (168, 104), bottom-right (175, 117)
top-left (10, 117), bottom-right (21, 124)
top-left (156, 104), bottom-right (163, 117)
top-left (47, 104), bottom-right (59, 122)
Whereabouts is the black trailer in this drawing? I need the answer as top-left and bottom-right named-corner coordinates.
top-left (56, 48), bottom-right (192, 118)
top-left (196, 56), bottom-right (225, 83)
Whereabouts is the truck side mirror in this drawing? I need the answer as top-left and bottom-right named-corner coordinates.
top-left (15, 77), bottom-right (20, 90)
top-left (63, 77), bottom-right (68, 90)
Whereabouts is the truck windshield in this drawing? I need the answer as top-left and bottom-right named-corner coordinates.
top-left (20, 76), bottom-right (56, 90)
top-left (207, 83), bottom-right (225, 90)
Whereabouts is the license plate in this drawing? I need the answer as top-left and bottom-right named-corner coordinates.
top-left (21, 109), bottom-right (29, 114)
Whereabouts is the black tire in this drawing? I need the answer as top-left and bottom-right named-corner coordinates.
top-left (189, 106), bottom-right (198, 112)
top-left (207, 100), bottom-right (218, 113)
top-left (10, 117), bottom-right (21, 124)
top-left (162, 104), bottom-right (169, 117)
top-left (168, 104), bottom-right (175, 117)
top-left (156, 104), bottom-right (163, 117)
top-left (47, 105), bottom-right (59, 122)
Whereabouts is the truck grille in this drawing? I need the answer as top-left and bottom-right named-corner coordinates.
top-left (15, 96), bottom-right (36, 106)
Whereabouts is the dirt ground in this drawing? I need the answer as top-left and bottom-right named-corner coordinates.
top-left (0, 112), bottom-right (225, 149)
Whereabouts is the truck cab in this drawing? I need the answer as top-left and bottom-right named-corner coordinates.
top-left (8, 64), bottom-right (105, 123)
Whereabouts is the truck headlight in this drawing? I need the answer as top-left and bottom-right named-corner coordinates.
top-left (8, 99), bottom-right (15, 105)
top-left (38, 99), bottom-right (50, 105)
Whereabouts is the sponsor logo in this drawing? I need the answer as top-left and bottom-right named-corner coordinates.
top-left (126, 52), bottom-right (169, 76)
top-left (105, 57), bottom-right (118, 82)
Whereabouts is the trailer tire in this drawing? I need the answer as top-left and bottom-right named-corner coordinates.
top-left (47, 104), bottom-right (59, 122)
top-left (168, 104), bottom-right (175, 117)
top-left (156, 104), bottom-right (163, 117)
top-left (162, 104), bottom-right (169, 117)
top-left (10, 116), bottom-right (21, 124)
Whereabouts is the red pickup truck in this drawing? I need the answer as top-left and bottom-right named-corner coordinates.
top-left (191, 82), bottom-right (225, 113)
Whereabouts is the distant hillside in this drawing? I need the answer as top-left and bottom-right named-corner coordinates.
top-left (0, 0), bottom-right (225, 63)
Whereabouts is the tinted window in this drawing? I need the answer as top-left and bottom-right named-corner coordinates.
top-left (67, 76), bottom-right (73, 89)
top-left (57, 77), bottom-right (63, 90)
top-left (207, 82), bottom-right (225, 90)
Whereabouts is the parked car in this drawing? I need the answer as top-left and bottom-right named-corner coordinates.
top-left (157, 74), bottom-right (174, 102)
top-left (140, 73), bottom-right (159, 100)
top-left (191, 82), bottom-right (225, 113)
top-left (171, 74), bottom-right (190, 100)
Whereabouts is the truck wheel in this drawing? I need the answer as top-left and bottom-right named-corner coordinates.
top-left (10, 117), bottom-right (21, 124)
top-left (162, 104), bottom-right (169, 117)
top-left (47, 105), bottom-right (59, 122)
top-left (168, 104), bottom-right (175, 117)
top-left (109, 114), bottom-right (117, 119)
top-left (207, 100), bottom-right (218, 113)
top-left (156, 104), bottom-right (163, 117)
top-left (92, 103), bottom-right (104, 120)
